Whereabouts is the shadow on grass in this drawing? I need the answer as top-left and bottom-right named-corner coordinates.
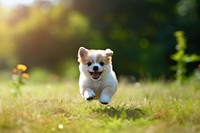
top-left (92, 106), bottom-right (146, 120)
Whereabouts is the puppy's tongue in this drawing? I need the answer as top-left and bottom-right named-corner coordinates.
top-left (91, 72), bottom-right (101, 79)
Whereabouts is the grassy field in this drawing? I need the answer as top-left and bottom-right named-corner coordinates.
top-left (0, 79), bottom-right (200, 133)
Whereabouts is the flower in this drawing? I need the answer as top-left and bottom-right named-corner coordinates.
top-left (21, 73), bottom-right (30, 79)
top-left (11, 64), bottom-right (29, 97)
top-left (17, 64), bottom-right (27, 72)
top-left (58, 124), bottom-right (64, 129)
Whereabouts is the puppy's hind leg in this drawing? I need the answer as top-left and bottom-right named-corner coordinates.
top-left (83, 88), bottom-right (96, 100)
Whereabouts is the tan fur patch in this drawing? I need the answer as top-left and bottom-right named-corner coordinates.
top-left (96, 53), bottom-right (111, 64)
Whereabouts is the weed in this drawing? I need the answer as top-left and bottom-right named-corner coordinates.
top-left (171, 31), bottom-right (200, 84)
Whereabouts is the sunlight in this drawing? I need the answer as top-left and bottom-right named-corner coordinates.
top-left (0, 0), bottom-right (34, 8)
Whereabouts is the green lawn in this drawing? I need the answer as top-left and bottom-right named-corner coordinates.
top-left (0, 79), bottom-right (200, 133)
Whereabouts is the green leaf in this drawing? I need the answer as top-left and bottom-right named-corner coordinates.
top-left (184, 54), bottom-right (200, 63)
top-left (171, 50), bottom-right (184, 61)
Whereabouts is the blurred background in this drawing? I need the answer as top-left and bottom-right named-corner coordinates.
top-left (0, 0), bottom-right (199, 81)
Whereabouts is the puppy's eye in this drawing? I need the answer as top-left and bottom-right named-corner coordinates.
top-left (100, 62), bottom-right (104, 66)
top-left (87, 62), bottom-right (92, 66)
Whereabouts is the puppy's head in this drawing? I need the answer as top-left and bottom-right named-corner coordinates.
top-left (78, 47), bottom-right (113, 80)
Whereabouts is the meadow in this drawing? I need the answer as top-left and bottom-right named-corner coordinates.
top-left (0, 1), bottom-right (200, 132)
top-left (0, 76), bottom-right (200, 133)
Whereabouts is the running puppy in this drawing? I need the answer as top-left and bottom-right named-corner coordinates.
top-left (77, 47), bottom-right (118, 104)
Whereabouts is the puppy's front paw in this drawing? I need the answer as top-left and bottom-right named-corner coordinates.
top-left (100, 101), bottom-right (109, 105)
top-left (84, 91), bottom-right (95, 101)
top-left (100, 95), bottom-right (110, 105)
top-left (86, 95), bottom-right (95, 100)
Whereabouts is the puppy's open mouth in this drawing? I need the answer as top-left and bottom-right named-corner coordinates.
top-left (89, 72), bottom-right (102, 80)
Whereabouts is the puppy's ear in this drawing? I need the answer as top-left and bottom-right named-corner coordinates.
top-left (78, 47), bottom-right (88, 60)
top-left (105, 49), bottom-right (113, 57)
top-left (78, 47), bottom-right (88, 62)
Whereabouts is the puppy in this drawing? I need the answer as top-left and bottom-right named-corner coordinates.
top-left (78, 47), bottom-right (118, 104)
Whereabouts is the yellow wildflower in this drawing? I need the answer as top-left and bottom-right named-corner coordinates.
top-left (17, 64), bottom-right (27, 72)
top-left (21, 73), bottom-right (29, 79)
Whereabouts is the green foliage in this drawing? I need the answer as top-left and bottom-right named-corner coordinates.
top-left (14, 3), bottom-right (89, 70)
top-left (73, 0), bottom-right (200, 78)
top-left (0, 0), bottom-right (200, 79)
top-left (0, 1), bottom-right (89, 71)
top-left (171, 31), bottom-right (200, 84)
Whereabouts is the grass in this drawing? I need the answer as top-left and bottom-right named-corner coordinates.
top-left (0, 79), bottom-right (200, 133)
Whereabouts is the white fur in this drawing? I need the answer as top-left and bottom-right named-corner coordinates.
top-left (78, 47), bottom-right (118, 104)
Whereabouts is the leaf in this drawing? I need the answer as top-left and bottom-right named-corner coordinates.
top-left (184, 54), bottom-right (200, 63)
top-left (171, 50), bottom-right (184, 61)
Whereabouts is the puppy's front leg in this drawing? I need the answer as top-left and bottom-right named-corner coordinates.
top-left (100, 87), bottom-right (114, 104)
top-left (82, 88), bottom-right (96, 100)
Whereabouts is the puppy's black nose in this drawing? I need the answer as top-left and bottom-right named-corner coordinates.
top-left (93, 66), bottom-right (99, 71)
